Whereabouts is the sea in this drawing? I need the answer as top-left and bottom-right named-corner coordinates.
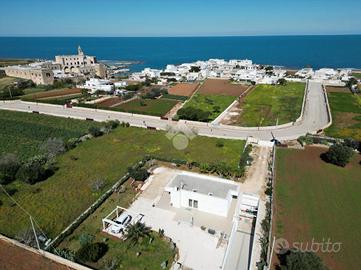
top-left (0, 35), bottom-right (361, 71)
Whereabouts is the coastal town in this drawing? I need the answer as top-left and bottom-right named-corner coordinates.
top-left (0, 42), bottom-right (360, 270)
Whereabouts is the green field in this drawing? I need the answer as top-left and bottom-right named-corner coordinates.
top-left (237, 82), bottom-right (305, 126)
top-left (352, 72), bottom-right (361, 79)
top-left (114, 98), bottom-right (178, 116)
top-left (182, 93), bottom-right (236, 121)
top-left (325, 92), bottom-right (361, 140)
top-left (275, 147), bottom-right (361, 270)
top-left (0, 115), bottom-right (244, 239)
top-left (59, 185), bottom-right (175, 270)
top-left (0, 110), bottom-right (102, 160)
top-left (0, 76), bottom-right (17, 91)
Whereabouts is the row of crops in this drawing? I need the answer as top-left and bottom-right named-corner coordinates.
top-left (0, 110), bottom-right (102, 160)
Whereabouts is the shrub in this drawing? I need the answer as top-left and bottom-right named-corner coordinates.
top-left (65, 138), bottom-right (79, 151)
top-left (278, 249), bottom-right (329, 270)
top-left (41, 138), bottom-right (65, 159)
top-left (177, 107), bottom-right (210, 122)
top-left (105, 120), bottom-right (120, 130)
top-left (0, 153), bottom-right (20, 184)
top-left (76, 242), bottom-right (108, 263)
top-left (78, 233), bottom-right (95, 247)
top-left (88, 126), bottom-right (103, 137)
top-left (127, 167), bottom-right (149, 181)
top-left (216, 140), bottom-right (224, 148)
top-left (322, 144), bottom-right (354, 167)
top-left (15, 155), bottom-right (55, 185)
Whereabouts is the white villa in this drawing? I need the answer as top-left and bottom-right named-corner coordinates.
top-left (165, 172), bottom-right (239, 217)
top-left (83, 78), bottom-right (114, 94)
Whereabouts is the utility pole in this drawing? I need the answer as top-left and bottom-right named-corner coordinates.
top-left (30, 216), bottom-right (41, 251)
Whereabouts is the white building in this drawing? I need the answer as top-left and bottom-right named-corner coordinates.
top-left (83, 78), bottom-right (114, 94)
top-left (165, 172), bottom-right (240, 217)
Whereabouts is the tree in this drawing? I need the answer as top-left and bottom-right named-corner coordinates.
top-left (41, 138), bottom-right (65, 159)
top-left (278, 249), bottom-right (328, 270)
top-left (127, 167), bottom-right (149, 181)
top-left (124, 222), bottom-right (151, 246)
top-left (322, 144), bottom-right (354, 167)
top-left (88, 126), bottom-right (103, 137)
top-left (0, 153), bottom-right (20, 184)
top-left (278, 78), bottom-right (288, 86)
top-left (75, 242), bottom-right (108, 263)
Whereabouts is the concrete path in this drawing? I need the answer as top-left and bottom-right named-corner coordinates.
top-left (0, 81), bottom-right (330, 141)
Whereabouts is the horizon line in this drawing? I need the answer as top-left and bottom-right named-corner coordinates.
top-left (1, 33), bottom-right (361, 38)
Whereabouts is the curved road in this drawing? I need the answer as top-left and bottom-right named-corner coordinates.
top-left (0, 81), bottom-right (330, 141)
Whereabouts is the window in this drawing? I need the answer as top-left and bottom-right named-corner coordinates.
top-left (188, 199), bottom-right (193, 207)
top-left (193, 200), bottom-right (198, 208)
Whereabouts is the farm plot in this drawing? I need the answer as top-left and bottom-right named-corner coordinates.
top-left (96, 97), bottom-right (123, 107)
top-left (181, 93), bottom-right (236, 121)
top-left (168, 83), bottom-right (199, 97)
top-left (22, 88), bottom-right (82, 100)
top-left (325, 89), bottom-right (361, 140)
top-left (0, 122), bottom-right (244, 239)
top-left (0, 110), bottom-right (102, 160)
top-left (236, 82), bottom-right (305, 127)
top-left (113, 98), bottom-right (179, 116)
top-left (198, 79), bottom-right (249, 96)
top-left (274, 146), bottom-right (361, 270)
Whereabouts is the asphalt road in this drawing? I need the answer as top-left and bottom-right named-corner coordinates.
top-left (0, 81), bottom-right (330, 141)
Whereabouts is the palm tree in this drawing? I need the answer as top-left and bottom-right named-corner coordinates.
top-left (124, 222), bottom-right (151, 246)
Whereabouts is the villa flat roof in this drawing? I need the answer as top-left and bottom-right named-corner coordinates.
top-left (168, 173), bottom-right (238, 199)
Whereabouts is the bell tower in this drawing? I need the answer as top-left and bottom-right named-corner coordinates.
top-left (78, 45), bottom-right (84, 56)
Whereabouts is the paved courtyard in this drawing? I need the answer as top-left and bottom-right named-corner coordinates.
top-left (128, 167), bottom-right (236, 270)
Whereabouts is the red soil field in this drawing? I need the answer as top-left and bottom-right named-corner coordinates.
top-left (198, 79), bottom-right (249, 96)
top-left (0, 239), bottom-right (75, 270)
top-left (168, 83), bottom-right (199, 97)
top-left (97, 97), bottom-right (122, 107)
top-left (28, 88), bottom-right (82, 99)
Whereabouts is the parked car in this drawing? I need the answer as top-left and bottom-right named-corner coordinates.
top-left (110, 213), bottom-right (132, 234)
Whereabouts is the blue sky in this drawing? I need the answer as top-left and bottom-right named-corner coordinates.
top-left (0, 0), bottom-right (360, 36)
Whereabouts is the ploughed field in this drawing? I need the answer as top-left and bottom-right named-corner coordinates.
top-left (325, 87), bottom-right (361, 140)
top-left (168, 82), bottom-right (199, 97)
top-left (274, 146), bottom-right (361, 270)
top-left (0, 110), bottom-right (101, 160)
top-left (198, 79), bottom-right (249, 96)
top-left (21, 88), bottom-right (83, 105)
top-left (236, 82), bottom-right (305, 127)
top-left (0, 110), bottom-right (245, 239)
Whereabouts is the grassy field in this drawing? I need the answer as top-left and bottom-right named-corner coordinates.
top-left (274, 147), bottom-right (361, 270)
top-left (237, 82), bottom-right (305, 127)
top-left (0, 76), bottom-right (17, 91)
top-left (182, 93), bottom-right (236, 121)
top-left (0, 120), bottom-right (244, 239)
top-left (325, 91), bottom-right (361, 140)
top-left (113, 98), bottom-right (179, 116)
top-left (59, 183), bottom-right (175, 270)
top-left (352, 72), bottom-right (361, 79)
top-left (0, 110), bottom-right (102, 160)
